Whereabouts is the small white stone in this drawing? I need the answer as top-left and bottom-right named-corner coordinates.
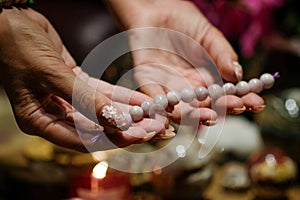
top-left (236, 81), bottom-right (250, 96)
top-left (180, 88), bottom-right (196, 103)
top-left (154, 95), bottom-right (168, 108)
top-left (249, 78), bottom-right (263, 93)
top-left (148, 104), bottom-right (167, 119)
top-left (208, 84), bottom-right (223, 99)
top-left (129, 106), bottom-right (144, 122)
top-left (260, 73), bottom-right (274, 89)
top-left (222, 82), bottom-right (236, 95)
top-left (167, 91), bottom-right (181, 106)
top-left (194, 86), bottom-right (208, 101)
top-left (141, 100), bottom-right (153, 116)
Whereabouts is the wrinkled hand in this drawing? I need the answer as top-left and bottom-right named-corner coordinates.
top-left (0, 8), bottom-right (170, 152)
top-left (107, 0), bottom-right (265, 125)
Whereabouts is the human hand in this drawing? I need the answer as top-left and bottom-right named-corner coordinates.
top-left (106, 0), bottom-right (265, 125)
top-left (0, 8), bottom-right (172, 152)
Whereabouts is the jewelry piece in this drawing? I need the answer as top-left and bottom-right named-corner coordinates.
top-left (95, 123), bottom-right (100, 130)
top-left (180, 88), bottom-right (196, 103)
top-left (195, 86), bottom-right (208, 101)
top-left (154, 95), bottom-right (168, 108)
top-left (101, 105), bottom-right (131, 131)
top-left (260, 73), bottom-right (275, 89)
top-left (2, 0), bottom-right (13, 7)
top-left (129, 106), bottom-right (144, 122)
top-left (0, 0), bottom-right (33, 8)
top-left (99, 72), bottom-right (278, 131)
top-left (208, 84), bottom-right (223, 100)
top-left (141, 100), bottom-right (153, 116)
top-left (222, 82), bottom-right (236, 95)
top-left (249, 78), bottom-right (263, 93)
top-left (13, 0), bottom-right (22, 4)
top-left (166, 91), bottom-right (181, 106)
top-left (236, 81), bottom-right (250, 96)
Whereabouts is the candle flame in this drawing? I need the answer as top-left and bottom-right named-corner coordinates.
top-left (92, 161), bottom-right (108, 179)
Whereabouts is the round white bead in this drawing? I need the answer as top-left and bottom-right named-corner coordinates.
top-left (154, 95), bottom-right (168, 108)
top-left (129, 106), bottom-right (144, 122)
top-left (260, 73), bottom-right (274, 89)
top-left (236, 81), bottom-right (250, 96)
top-left (148, 104), bottom-right (167, 118)
top-left (248, 78), bottom-right (263, 93)
top-left (222, 82), bottom-right (236, 95)
top-left (194, 86), bottom-right (208, 101)
top-left (208, 84), bottom-right (223, 99)
top-left (141, 100), bottom-right (154, 116)
top-left (166, 91), bottom-right (181, 106)
top-left (180, 88), bottom-right (196, 103)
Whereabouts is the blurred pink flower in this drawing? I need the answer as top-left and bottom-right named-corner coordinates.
top-left (192, 0), bottom-right (284, 57)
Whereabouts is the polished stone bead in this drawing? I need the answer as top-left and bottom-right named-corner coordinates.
top-left (194, 86), bottom-right (209, 101)
top-left (129, 106), bottom-right (144, 122)
top-left (260, 73), bottom-right (275, 89)
top-left (166, 91), bottom-right (181, 106)
top-left (180, 88), bottom-right (196, 103)
top-left (141, 100), bottom-right (153, 116)
top-left (249, 78), bottom-right (263, 93)
top-left (154, 95), bottom-right (169, 108)
top-left (222, 82), bottom-right (236, 95)
top-left (208, 84), bottom-right (223, 99)
top-left (236, 81), bottom-right (250, 96)
top-left (148, 104), bottom-right (167, 118)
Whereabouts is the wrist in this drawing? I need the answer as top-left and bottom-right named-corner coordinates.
top-left (105, 0), bottom-right (153, 29)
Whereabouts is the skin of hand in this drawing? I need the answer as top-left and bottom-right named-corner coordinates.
top-left (0, 7), bottom-right (169, 152)
top-left (106, 0), bottom-right (265, 125)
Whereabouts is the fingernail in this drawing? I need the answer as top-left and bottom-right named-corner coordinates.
top-left (252, 105), bottom-right (266, 112)
top-left (233, 61), bottom-right (243, 81)
top-left (142, 131), bottom-right (157, 141)
top-left (100, 105), bottom-right (131, 131)
top-left (168, 125), bottom-right (175, 132)
top-left (201, 120), bottom-right (217, 126)
top-left (230, 106), bottom-right (246, 114)
top-left (156, 130), bottom-right (176, 139)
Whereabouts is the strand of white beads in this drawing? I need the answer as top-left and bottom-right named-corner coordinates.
top-left (127, 72), bottom-right (278, 123)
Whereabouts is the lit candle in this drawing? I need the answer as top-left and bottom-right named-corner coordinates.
top-left (90, 161), bottom-right (108, 192)
top-left (75, 160), bottom-right (132, 200)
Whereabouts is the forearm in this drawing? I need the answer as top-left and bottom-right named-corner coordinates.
top-left (105, 0), bottom-right (141, 29)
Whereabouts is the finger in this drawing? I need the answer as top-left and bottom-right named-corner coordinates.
top-left (214, 95), bottom-right (246, 115)
top-left (138, 83), bottom-right (166, 98)
top-left (36, 115), bottom-right (87, 152)
top-left (65, 110), bottom-right (102, 132)
top-left (43, 95), bottom-right (68, 120)
top-left (200, 23), bottom-right (243, 82)
top-left (241, 93), bottom-right (265, 112)
top-left (73, 67), bottom-right (152, 106)
top-left (112, 86), bottom-right (152, 106)
top-left (90, 117), bottom-right (167, 150)
top-left (170, 102), bottom-right (218, 126)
